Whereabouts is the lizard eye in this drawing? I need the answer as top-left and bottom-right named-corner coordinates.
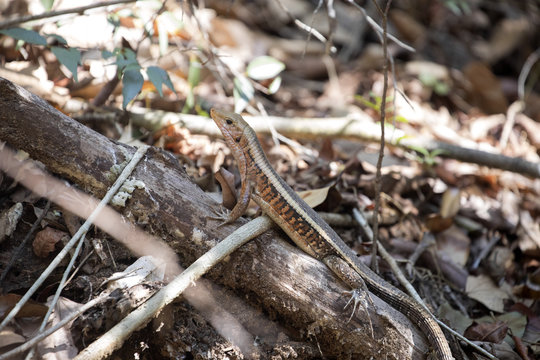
top-left (235, 136), bottom-right (241, 143)
top-left (226, 119), bottom-right (233, 125)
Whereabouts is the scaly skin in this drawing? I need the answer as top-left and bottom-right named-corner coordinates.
top-left (210, 108), bottom-right (454, 360)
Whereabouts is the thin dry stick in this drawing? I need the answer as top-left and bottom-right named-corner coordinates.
top-left (24, 232), bottom-right (89, 360)
top-left (351, 209), bottom-right (496, 359)
top-left (369, 0), bottom-right (391, 272)
top-left (126, 109), bottom-right (540, 178)
top-left (324, 0), bottom-right (337, 54)
top-left (0, 145), bottom-right (150, 332)
top-left (0, 0), bottom-right (136, 29)
top-left (345, 0), bottom-right (414, 52)
top-left (0, 293), bottom-right (110, 360)
top-left (500, 100), bottom-right (524, 149)
top-left (0, 200), bottom-right (51, 284)
top-left (2, 216), bottom-right (273, 360)
top-left (273, 0), bottom-right (337, 53)
top-left (74, 216), bottom-right (274, 360)
top-left (517, 47), bottom-right (540, 100)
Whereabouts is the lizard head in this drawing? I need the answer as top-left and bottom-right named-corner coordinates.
top-left (210, 108), bottom-right (255, 150)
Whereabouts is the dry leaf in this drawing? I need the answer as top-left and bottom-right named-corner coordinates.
top-left (436, 225), bottom-right (470, 267)
top-left (463, 62), bottom-right (508, 114)
top-left (438, 302), bottom-right (473, 335)
top-left (215, 167), bottom-right (239, 211)
top-left (0, 326), bottom-right (26, 349)
top-left (518, 210), bottom-right (540, 256)
top-left (33, 227), bottom-right (68, 258)
top-left (440, 187), bottom-right (461, 219)
top-left (389, 9), bottom-right (426, 46)
top-left (522, 313), bottom-right (540, 355)
top-left (319, 138), bottom-right (335, 161)
top-left (465, 321), bottom-right (508, 343)
top-left (486, 247), bottom-right (514, 279)
top-left (472, 311), bottom-right (527, 346)
top-left (298, 186), bottom-right (332, 209)
top-left (425, 213), bottom-right (453, 233)
top-left (0, 294), bottom-right (48, 320)
top-left (466, 274), bottom-right (510, 313)
top-left (38, 296), bottom-right (80, 359)
top-left (473, 17), bottom-right (532, 64)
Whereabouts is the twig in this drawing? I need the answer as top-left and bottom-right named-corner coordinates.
top-left (369, 0), bottom-right (391, 272)
top-left (470, 234), bottom-right (500, 271)
top-left (0, 293), bottom-right (109, 360)
top-left (273, 0), bottom-right (337, 53)
top-left (24, 231), bottom-right (89, 360)
top-left (517, 47), bottom-right (540, 101)
top-left (324, 0), bottom-right (337, 54)
top-left (406, 232), bottom-right (436, 278)
top-left (0, 0), bottom-right (136, 29)
top-left (127, 108), bottom-right (540, 178)
top-left (351, 208), bottom-right (497, 360)
top-left (500, 100), bottom-right (524, 150)
top-left (73, 216), bottom-right (274, 360)
top-left (0, 200), bottom-right (51, 285)
top-left (0, 145), bottom-right (150, 332)
top-left (345, 0), bottom-right (415, 52)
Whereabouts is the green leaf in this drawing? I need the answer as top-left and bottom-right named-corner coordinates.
top-left (246, 56), bottom-right (285, 81)
top-left (115, 49), bottom-right (139, 71)
top-left (102, 49), bottom-right (115, 59)
top-left (51, 46), bottom-right (81, 82)
top-left (107, 13), bottom-right (121, 28)
top-left (233, 75), bottom-right (254, 113)
top-left (429, 149), bottom-right (447, 158)
top-left (267, 76), bottom-right (282, 94)
top-left (0, 28), bottom-right (47, 46)
top-left (46, 33), bottom-right (67, 45)
top-left (419, 73), bottom-right (437, 87)
top-left (355, 95), bottom-right (379, 111)
top-left (146, 66), bottom-right (175, 97)
top-left (395, 135), bottom-right (410, 145)
top-left (434, 81), bottom-right (450, 96)
top-left (408, 145), bottom-right (429, 158)
top-left (123, 62), bottom-right (141, 73)
top-left (396, 115), bottom-right (409, 123)
top-left (41, 0), bottom-right (54, 11)
top-left (123, 48), bottom-right (138, 60)
top-left (122, 69), bottom-right (143, 109)
top-left (196, 108), bottom-right (209, 117)
top-left (187, 59), bottom-right (201, 88)
top-left (183, 90), bottom-right (194, 113)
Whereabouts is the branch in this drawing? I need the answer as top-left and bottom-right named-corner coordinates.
top-left (0, 0), bottom-right (136, 29)
top-left (128, 108), bottom-right (540, 178)
top-left (0, 77), bottom-right (430, 359)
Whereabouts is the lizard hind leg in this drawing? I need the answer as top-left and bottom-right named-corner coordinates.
top-left (323, 255), bottom-right (375, 335)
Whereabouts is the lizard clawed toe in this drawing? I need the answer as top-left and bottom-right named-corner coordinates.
top-left (209, 207), bottom-right (232, 227)
top-left (343, 289), bottom-right (374, 337)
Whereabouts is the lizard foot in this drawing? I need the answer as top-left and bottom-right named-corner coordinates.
top-left (344, 289), bottom-right (374, 337)
top-left (209, 207), bottom-right (232, 228)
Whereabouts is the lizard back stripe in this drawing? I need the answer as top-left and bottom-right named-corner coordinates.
top-left (213, 114), bottom-right (454, 360)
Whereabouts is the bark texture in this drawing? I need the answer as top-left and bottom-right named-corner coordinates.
top-left (0, 77), bottom-right (431, 359)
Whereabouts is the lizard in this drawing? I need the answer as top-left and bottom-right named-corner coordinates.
top-left (210, 108), bottom-right (454, 360)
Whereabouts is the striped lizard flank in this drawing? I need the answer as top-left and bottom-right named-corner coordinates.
top-left (210, 108), bottom-right (454, 360)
